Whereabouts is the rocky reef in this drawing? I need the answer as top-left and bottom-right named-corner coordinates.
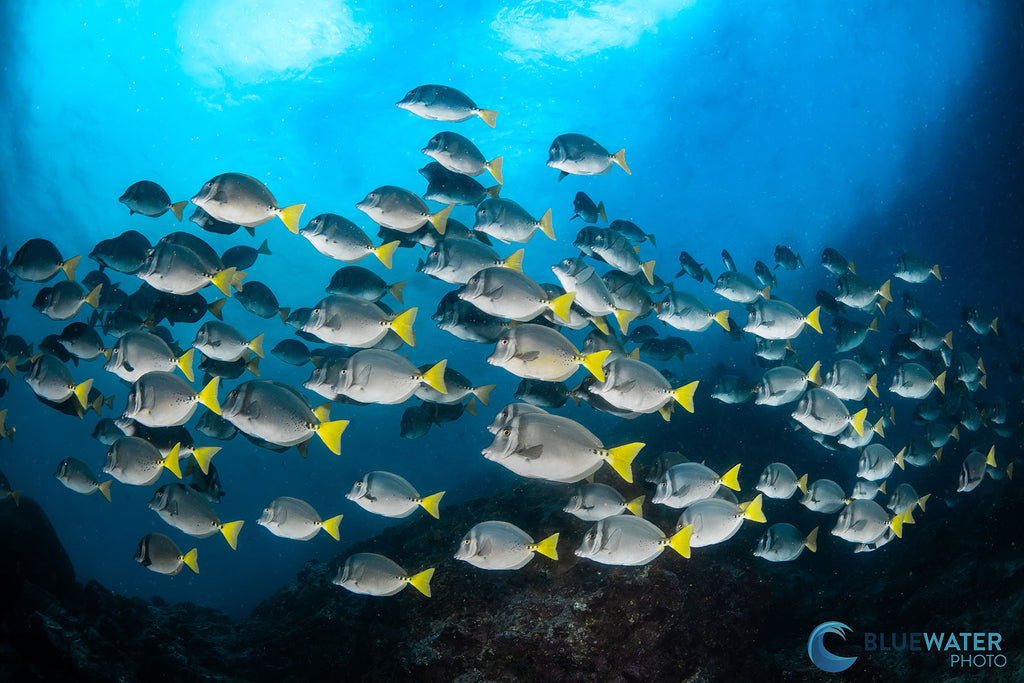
top-left (1, 474), bottom-right (1021, 682)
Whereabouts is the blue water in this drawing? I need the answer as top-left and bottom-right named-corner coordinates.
top-left (0, 0), bottom-right (1019, 620)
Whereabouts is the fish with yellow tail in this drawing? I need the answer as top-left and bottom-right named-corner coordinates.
top-left (455, 521), bottom-right (558, 570)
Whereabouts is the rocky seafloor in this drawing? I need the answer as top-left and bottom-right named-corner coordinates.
top-left (2, 468), bottom-right (1022, 682)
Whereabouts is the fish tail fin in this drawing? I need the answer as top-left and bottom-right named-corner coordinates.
top-left (278, 307), bottom-right (291, 323)
top-left (62, 255), bottom-right (82, 281)
top-left (580, 349), bottom-right (611, 382)
top-left (407, 568), bottom-right (435, 597)
top-left (1007, 463), bottom-right (1014, 481)
top-left (934, 447), bottom-right (942, 464)
top-left (388, 308), bottom-right (418, 347)
top-left (720, 463), bottom-right (742, 491)
top-left (315, 402), bottom-right (332, 425)
top-left (805, 306), bottom-right (822, 334)
top-left (806, 361), bottom-right (822, 386)
top-left (878, 481), bottom-right (887, 495)
top-left (640, 260), bottom-right (656, 286)
top-left (985, 446), bottom-right (997, 468)
top-left (97, 480), bottom-right (113, 502)
top-left (991, 317), bottom-right (999, 335)
top-left (503, 248), bottom-right (525, 272)
top-left (872, 417), bottom-right (885, 437)
top-left (176, 348), bottom-right (195, 383)
top-left (797, 473), bottom-right (809, 494)
top-left (533, 533), bottom-right (559, 560)
top-left (611, 148), bottom-right (631, 175)
top-left (464, 397), bottom-right (477, 417)
top-left (210, 268), bottom-right (236, 297)
top-left (2, 357), bottom-right (16, 375)
top-left (248, 333), bottom-right (265, 358)
top-left (473, 384), bottom-right (496, 407)
top-left (388, 281), bottom-right (406, 305)
top-left (646, 233), bottom-right (657, 247)
top-left (950, 425), bottom-right (960, 442)
top-left (257, 239), bottom-right (272, 256)
top-left (548, 291), bottom-right (576, 323)
top-left (613, 308), bottom-right (637, 335)
top-left (477, 109), bottom-right (498, 128)
top-left (625, 495), bottom-right (645, 518)
top-left (169, 200), bottom-right (188, 221)
top-left (316, 419), bottom-right (350, 455)
top-left (278, 204), bottom-right (306, 234)
top-left (207, 297), bottom-right (226, 320)
top-left (486, 184), bottom-right (501, 199)
top-left (805, 527), bottom-right (819, 552)
top-left (918, 493), bottom-right (931, 513)
top-left (672, 381), bottom-right (699, 413)
top-left (667, 525), bottom-right (692, 559)
top-left (597, 201), bottom-right (607, 223)
top-left (197, 377), bottom-right (221, 415)
top-left (244, 226), bottom-right (256, 237)
top-left (850, 408), bottom-right (868, 436)
top-left (978, 357), bottom-right (986, 375)
top-left (422, 359), bottom-right (448, 394)
top-left (934, 371), bottom-right (946, 395)
top-left (181, 548), bottom-right (199, 574)
top-left (73, 378), bottom-right (93, 409)
top-left (759, 285), bottom-right (772, 300)
top-left (84, 284), bottom-right (102, 309)
top-left (538, 208), bottom-right (555, 241)
top-left (903, 506), bottom-right (916, 525)
top-left (374, 240), bottom-right (399, 269)
top-left (220, 520), bottom-right (244, 550)
top-left (591, 316), bottom-right (610, 335)
top-left (890, 511), bottom-right (905, 539)
top-left (943, 331), bottom-right (953, 349)
top-left (658, 404), bottom-right (673, 422)
top-left (895, 448), bottom-right (905, 470)
top-left (605, 442), bottom-right (643, 483)
top-left (320, 514), bottom-right (343, 541)
top-left (878, 279), bottom-right (893, 302)
top-left (713, 310), bottom-right (731, 331)
top-left (486, 156), bottom-right (503, 185)
top-left (429, 205), bottom-right (453, 235)
top-left (245, 356), bottom-right (261, 377)
top-left (419, 491), bottom-right (445, 519)
top-left (868, 317), bottom-right (879, 332)
top-left (931, 264), bottom-right (941, 281)
top-left (163, 443), bottom-right (182, 478)
top-left (192, 446), bottom-right (220, 475)
top-left (867, 373), bottom-right (879, 397)
top-left (743, 494), bottom-right (767, 523)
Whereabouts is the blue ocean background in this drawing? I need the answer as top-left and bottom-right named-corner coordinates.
top-left (0, 0), bottom-right (1020, 629)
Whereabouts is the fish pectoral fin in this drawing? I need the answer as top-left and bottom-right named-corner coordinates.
top-left (517, 444), bottom-right (544, 460)
top-left (617, 379), bottom-right (638, 393)
top-left (482, 284), bottom-right (505, 299)
top-left (515, 351), bottom-right (541, 362)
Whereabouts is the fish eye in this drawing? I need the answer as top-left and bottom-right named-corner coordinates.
top-left (502, 428), bottom-right (511, 437)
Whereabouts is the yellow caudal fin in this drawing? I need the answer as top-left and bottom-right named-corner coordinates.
top-left (220, 520), bottom-right (244, 550)
top-left (320, 514), bottom-right (343, 541)
top-left (806, 361), bottom-right (822, 386)
top-left (742, 494), bottom-right (767, 523)
top-left (313, 402), bottom-right (332, 424)
top-left (170, 200), bottom-right (187, 222)
top-left (934, 447), bottom-right (943, 464)
top-left (181, 548), bottom-right (199, 574)
top-left (878, 481), bottom-right (887, 495)
top-left (191, 446), bottom-right (220, 475)
top-left (797, 473), bottom-right (808, 494)
top-left (889, 511), bottom-right (905, 539)
top-left (590, 316), bottom-right (610, 335)
top-left (62, 255), bottom-right (82, 281)
top-left (97, 480), bottom-right (113, 502)
top-left (162, 443), bottom-right (182, 479)
top-left (315, 419), bottom-right (350, 455)
top-left (934, 370), bottom-right (946, 395)
top-left (389, 281), bottom-right (406, 303)
top-left (486, 156), bottom-right (503, 185)
top-left (805, 527), bottom-right (819, 553)
top-left (73, 378), bottom-right (94, 408)
top-left (672, 381), bottom-right (699, 413)
top-left (605, 442), bottom-right (644, 484)
top-left (850, 408), bottom-right (868, 437)
top-left (421, 360), bottom-right (448, 394)
top-left (640, 260), bottom-right (656, 286)
top-left (872, 418), bottom-right (885, 438)
top-left (388, 308), bottom-right (417, 347)
top-left (248, 333), bottom-right (265, 358)
top-left (596, 201), bottom-right (607, 223)
top-left (658, 404), bottom-right (673, 422)
top-left (419, 491), bottom-right (445, 519)
top-left (428, 204), bottom-right (453, 235)
top-left (991, 317), bottom-right (999, 335)
top-left (943, 331), bottom-right (953, 350)
top-left (486, 185), bottom-right (501, 199)
top-left (950, 425), bottom-right (960, 442)
top-left (867, 373), bottom-right (878, 398)
top-left (477, 108), bottom-right (498, 128)
top-left (985, 446), bottom-right (997, 468)
top-left (611, 148), bottom-right (631, 175)
top-left (533, 533), bottom-right (559, 560)
top-left (868, 317), bottom-right (879, 332)
top-left (474, 384), bottom-right (496, 406)
top-left (918, 493), bottom-right (931, 513)
top-left (548, 291), bottom-right (576, 323)
top-left (628, 347), bottom-right (641, 362)
top-left (895, 448), bottom-right (905, 470)
top-left (903, 506), bottom-right (916, 525)
top-left (176, 348), bottom-right (195, 383)
top-left (720, 463), bottom-right (742, 491)
top-left (804, 306), bottom-right (822, 334)
top-left (625, 495), bottom-right (645, 518)
top-left (464, 397), bottom-right (478, 417)
top-left (84, 284), bottom-right (102, 309)
top-left (408, 568), bottom-right (435, 597)
top-left (210, 267), bottom-right (237, 297)
top-left (580, 349), bottom-right (612, 382)
top-left (375, 240), bottom-right (399, 269)
top-left (198, 377), bottom-right (221, 415)
top-left (713, 310), bottom-right (731, 331)
top-left (245, 356), bottom-right (261, 377)
top-left (535, 208), bottom-right (555, 242)
top-left (978, 357), bottom-right (986, 375)
top-left (207, 297), bottom-right (227, 321)
top-left (931, 264), bottom-right (941, 281)
top-left (614, 308), bottom-right (637, 335)
top-left (759, 286), bottom-right (772, 301)
top-left (503, 248), bottom-right (525, 272)
top-left (278, 204), bottom-right (305, 234)
top-left (666, 525), bottom-right (692, 559)
top-left (878, 279), bottom-right (893, 302)
top-left (1007, 463), bottom-right (1014, 481)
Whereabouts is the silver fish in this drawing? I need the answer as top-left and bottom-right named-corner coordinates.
top-left (333, 552), bottom-right (434, 597)
top-left (257, 496), bottom-right (342, 541)
top-left (397, 84), bottom-right (497, 127)
top-left (119, 181), bottom-right (187, 220)
top-left (564, 483), bottom-right (644, 521)
top-left (454, 521), bottom-right (558, 570)
top-left (574, 515), bottom-right (691, 566)
top-left (55, 457), bottom-right (112, 501)
top-left (148, 483), bottom-right (243, 548)
top-left (753, 523), bottom-right (817, 562)
top-left (191, 172), bottom-right (304, 233)
top-left (346, 471), bottom-right (444, 519)
top-left (547, 133), bottom-right (630, 179)
top-left (135, 533), bottom-right (198, 575)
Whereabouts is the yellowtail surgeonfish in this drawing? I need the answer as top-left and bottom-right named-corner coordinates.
top-left (148, 483), bottom-right (244, 549)
top-left (191, 172), bottom-right (305, 233)
top-left (333, 553), bottom-right (434, 597)
top-left (574, 516), bottom-right (691, 566)
top-left (346, 471), bottom-right (445, 519)
top-left (487, 324), bottom-right (609, 383)
top-left (454, 521), bottom-right (558, 570)
top-left (257, 497), bottom-right (343, 541)
top-left (135, 533), bottom-right (199, 575)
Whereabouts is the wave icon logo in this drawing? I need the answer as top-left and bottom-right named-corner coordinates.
top-left (808, 621), bottom-right (858, 673)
